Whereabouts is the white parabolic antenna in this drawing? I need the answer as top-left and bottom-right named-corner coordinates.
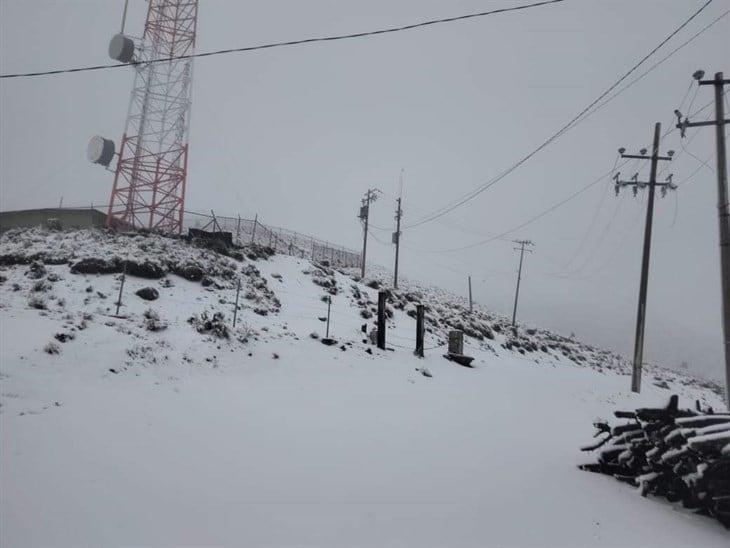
top-left (87, 136), bottom-right (115, 167)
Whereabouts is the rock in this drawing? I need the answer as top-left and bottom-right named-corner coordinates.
top-left (201, 276), bottom-right (214, 287)
top-left (135, 287), bottom-right (159, 301)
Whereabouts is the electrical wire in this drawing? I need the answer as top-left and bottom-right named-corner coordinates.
top-left (402, 0), bottom-right (717, 230)
top-left (403, 158), bottom-right (632, 254)
top-left (400, 94), bottom-right (717, 256)
top-left (0, 0), bottom-right (564, 79)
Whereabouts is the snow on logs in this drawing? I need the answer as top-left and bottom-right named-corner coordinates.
top-left (579, 395), bottom-right (730, 528)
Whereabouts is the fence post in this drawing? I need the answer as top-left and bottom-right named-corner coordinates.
top-left (233, 277), bottom-right (241, 327)
top-left (251, 214), bottom-right (258, 244)
top-left (325, 296), bottom-right (332, 339)
top-left (415, 304), bottom-right (425, 357)
top-left (377, 290), bottom-right (386, 350)
top-left (311, 238), bottom-right (315, 260)
top-left (115, 260), bottom-right (127, 316)
top-left (236, 215), bottom-right (241, 244)
top-left (289, 240), bottom-right (293, 255)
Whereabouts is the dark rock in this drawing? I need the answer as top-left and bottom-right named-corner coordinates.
top-left (201, 276), bottom-right (214, 287)
top-left (135, 287), bottom-right (159, 301)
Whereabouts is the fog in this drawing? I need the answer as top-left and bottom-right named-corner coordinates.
top-left (1, 0), bottom-right (728, 380)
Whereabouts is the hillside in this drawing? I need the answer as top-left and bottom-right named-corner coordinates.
top-left (1, 227), bottom-right (728, 547)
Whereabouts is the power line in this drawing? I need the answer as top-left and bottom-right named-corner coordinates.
top-left (0, 0), bottom-right (564, 80)
top-left (403, 96), bottom-right (716, 255)
top-left (406, 159), bottom-right (631, 254)
top-left (403, 0), bottom-right (717, 229)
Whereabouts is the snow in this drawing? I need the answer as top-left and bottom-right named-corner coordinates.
top-left (1, 228), bottom-right (728, 547)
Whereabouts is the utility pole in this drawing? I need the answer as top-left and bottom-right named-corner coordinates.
top-left (358, 188), bottom-right (380, 279)
top-left (614, 123), bottom-right (675, 393)
top-left (676, 70), bottom-right (730, 406)
top-left (511, 240), bottom-right (533, 326)
top-left (393, 196), bottom-right (403, 288)
top-left (468, 275), bottom-right (473, 312)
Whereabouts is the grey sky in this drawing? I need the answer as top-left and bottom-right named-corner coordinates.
top-left (1, 0), bottom-right (728, 380)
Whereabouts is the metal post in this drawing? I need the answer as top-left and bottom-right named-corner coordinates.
top-left (115, 260), bottom-right (127, 316)
top-left (326, 296), bottom-right (332, 339)
top-left (415, 304), bottom-right (425, 357)
top-left (377, 290), bottom-right (386, 350)
top-left (233, 277), bottom-right (241, 327)
top-left (630, 122), bottom-right (662, 393)
top-left (120, 0), bottom-right (130, 33)
top-left (236, 215), bottom-right (241, 244)
top-left (251, 214), bottom-right (258, 244)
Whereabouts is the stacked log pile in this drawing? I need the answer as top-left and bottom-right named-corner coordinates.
top-left (580, 395), bottom-right (730, 527)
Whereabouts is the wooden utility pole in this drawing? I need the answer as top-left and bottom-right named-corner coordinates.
top-left (468, 275), bottom-right (473, 312)
top-left (393, 196), bottom-right (403, 288)
top-left (615, 123), bottom-right (675, 393)
top-left (359, 188), bottom-right (380, 278)
top-left (676, 71), bottom-right (730, 405)
top-left (511, 240), bottom-right (533, 326)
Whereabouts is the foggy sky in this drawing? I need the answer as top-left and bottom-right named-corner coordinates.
top-left (1, 0), bottom-right (728, 381)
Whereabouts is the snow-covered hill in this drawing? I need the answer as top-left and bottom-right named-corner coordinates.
top-left (1, 227), bottom-right (727, 547)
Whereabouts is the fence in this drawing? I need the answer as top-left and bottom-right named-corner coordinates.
top-left (1, 205), bottom-right (362, 269)
top-left (183, 210), bottom-right (361, 268)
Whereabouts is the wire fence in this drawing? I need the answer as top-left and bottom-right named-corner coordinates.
top-left (183, 209), bottom-right (361, 268)
top-left (2, 205), bottom-right (362, 269)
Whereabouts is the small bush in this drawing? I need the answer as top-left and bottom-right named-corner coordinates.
top-left (28, 294), bottom-right (47, 310)
top-left (188, 311), bottom-right (229, 339)
top-left (44, 341), bottom-right (61, 355)
top-left (143, 308), bottom-right (167, 332)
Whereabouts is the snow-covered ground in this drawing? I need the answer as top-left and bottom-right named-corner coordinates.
top-left (1, 228), bottom-right (727, 547)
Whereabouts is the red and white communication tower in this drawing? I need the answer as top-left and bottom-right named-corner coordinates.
top-left (88, 0), bottom-right (199, 233)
